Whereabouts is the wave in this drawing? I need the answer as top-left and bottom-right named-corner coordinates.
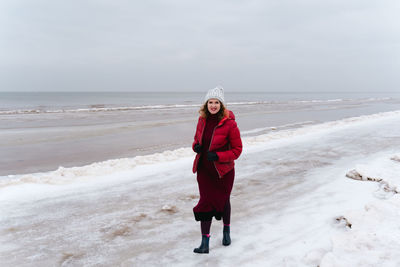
top-left (241, 121), bottom-right (316, 135)
top-left (1, 109), bottom-right (399, 188)
top-left (0, 103), bottom-right (260, 115)
top-left (288, 97), bottom-right (392, 104)
top-left (0, 104), bottom-right (200, 115)
top-left (0, 97), bottom-right (393, 115)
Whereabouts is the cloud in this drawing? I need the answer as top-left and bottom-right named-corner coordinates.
top-left (0, 0), bottom-right (399, 91)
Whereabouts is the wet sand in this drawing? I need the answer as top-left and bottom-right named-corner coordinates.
top-left (1, 97), bottom-right (399, 176)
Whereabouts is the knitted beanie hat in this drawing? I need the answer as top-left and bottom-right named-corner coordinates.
top-left (204, 86), bottom-right (225, 104)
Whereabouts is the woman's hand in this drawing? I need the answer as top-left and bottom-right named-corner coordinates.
top-left (194, 143), bottom-right (202, 153)
top-left (207, 151), bottom-right (219, 161)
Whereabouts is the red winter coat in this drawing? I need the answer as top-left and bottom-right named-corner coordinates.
top-left (192, 110), bottom-right (242, 178)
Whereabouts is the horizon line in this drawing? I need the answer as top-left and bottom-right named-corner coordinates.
top-left (0, 90), bottom-right (399, 94)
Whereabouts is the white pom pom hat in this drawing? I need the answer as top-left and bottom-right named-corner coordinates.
top-left (204, 86), bottom-right (225, 104)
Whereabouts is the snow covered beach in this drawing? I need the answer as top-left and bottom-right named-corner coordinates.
top-left (1, 109), bottom-right (400, 266)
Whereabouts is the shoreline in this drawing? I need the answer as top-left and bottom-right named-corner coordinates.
top-left (2, 109), bottom-right (400, 183)
top-left (1, 97), bottom-right (399, 176)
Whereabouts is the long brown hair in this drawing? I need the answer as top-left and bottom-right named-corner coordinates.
top-left (199, 101), bottom-right (228, 121)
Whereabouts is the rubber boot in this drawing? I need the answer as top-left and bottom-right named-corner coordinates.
top-left (193, 235), bottom-right (210, 254)
top-left (222, 225), bottom-right (231, 246)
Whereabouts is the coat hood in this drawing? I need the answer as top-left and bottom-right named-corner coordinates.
top-left (218, 109), bottom-right (235, 125)
top-left (226, 110), bottom-right (235, 120)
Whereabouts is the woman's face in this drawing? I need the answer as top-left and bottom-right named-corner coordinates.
top-left (207, 98), bottom-right (221, 114)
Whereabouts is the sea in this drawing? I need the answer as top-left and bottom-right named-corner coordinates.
top-left (0, 91), bottom-right (398, 113)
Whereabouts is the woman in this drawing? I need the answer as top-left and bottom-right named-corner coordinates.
top-left (192, 86), bottom-right (243, 254)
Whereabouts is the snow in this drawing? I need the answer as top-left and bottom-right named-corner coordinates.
top-left (0, 110), bottom-right (400, 266)
top-left (320, 155), bottom-right (400, 267)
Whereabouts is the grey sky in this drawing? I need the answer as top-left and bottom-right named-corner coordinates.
top-left (0, 0), bottom-right (399, 92)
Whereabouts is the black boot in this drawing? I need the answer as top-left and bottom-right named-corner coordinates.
top-left (222, 225), bottom-right (231, 246)
top-left (193, 235), bottom-right (210, 254)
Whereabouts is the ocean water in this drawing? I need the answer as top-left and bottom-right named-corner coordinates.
top-left (0, 91), bottom-right (399, 113)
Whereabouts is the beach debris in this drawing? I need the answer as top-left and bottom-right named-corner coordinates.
top-left (390, 155), bottom-right (400, 162)
top-left (380, 182), bottom-right (399, 194)
top-left (345, 169), bottom-right (382, 182)
top-left (345, 169), bottom-right (398, 194)
top-left (161, 204), bottom-right (178, 214)
top-left (335, 216), bottom-right (352, 228)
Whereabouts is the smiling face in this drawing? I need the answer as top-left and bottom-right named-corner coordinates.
top-left (207, 98), bottom-right (221, 114)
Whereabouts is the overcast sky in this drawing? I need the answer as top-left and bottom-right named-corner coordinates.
top-left (0, 0), bottom-right (399, 92)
